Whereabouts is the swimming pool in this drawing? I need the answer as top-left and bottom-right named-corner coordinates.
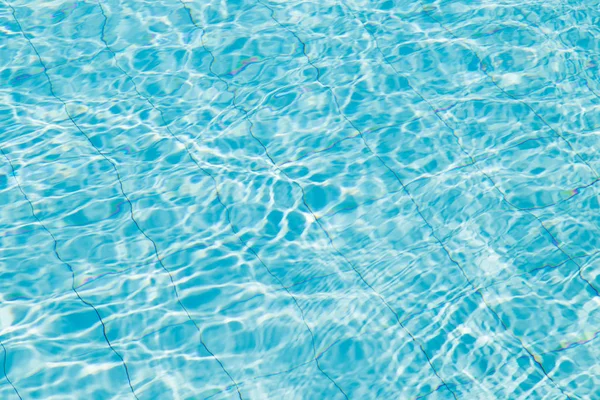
top-left (1, 0), bottom-right (600, 398)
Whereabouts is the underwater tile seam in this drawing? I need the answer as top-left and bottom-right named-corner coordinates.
top-left (1, 0), bottom-right (600, 399)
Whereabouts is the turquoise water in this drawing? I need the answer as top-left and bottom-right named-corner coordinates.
top-left (1, 0), bottom-right (600, 398)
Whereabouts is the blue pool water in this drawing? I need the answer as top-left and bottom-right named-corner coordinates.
top-left (2, 0), bottom-right (600, 398)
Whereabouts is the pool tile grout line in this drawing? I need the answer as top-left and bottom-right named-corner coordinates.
top-left (340, 2), bottom-right (595, 397)
top-left (259, 1), bottom-right (581, 398)
top-left (0, 340), bottom-right (22, 400)
top-left (5, 3), bottom-right (240, 398)
top-left (96, 1), bottom-right (351, 398)
top-left (0, 147), bottom-right (139, 400)
top-left (341, 1), bottom-right (600, 296)
top-left (196, 0), bottom-right (461, 397)
top-left (184, 0), bottom-right (457, 395)
top-left (3, 1), bottom-right (598, 398)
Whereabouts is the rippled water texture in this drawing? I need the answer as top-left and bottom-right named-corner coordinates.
top-left (2, 0), bottom-right (600, 399)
